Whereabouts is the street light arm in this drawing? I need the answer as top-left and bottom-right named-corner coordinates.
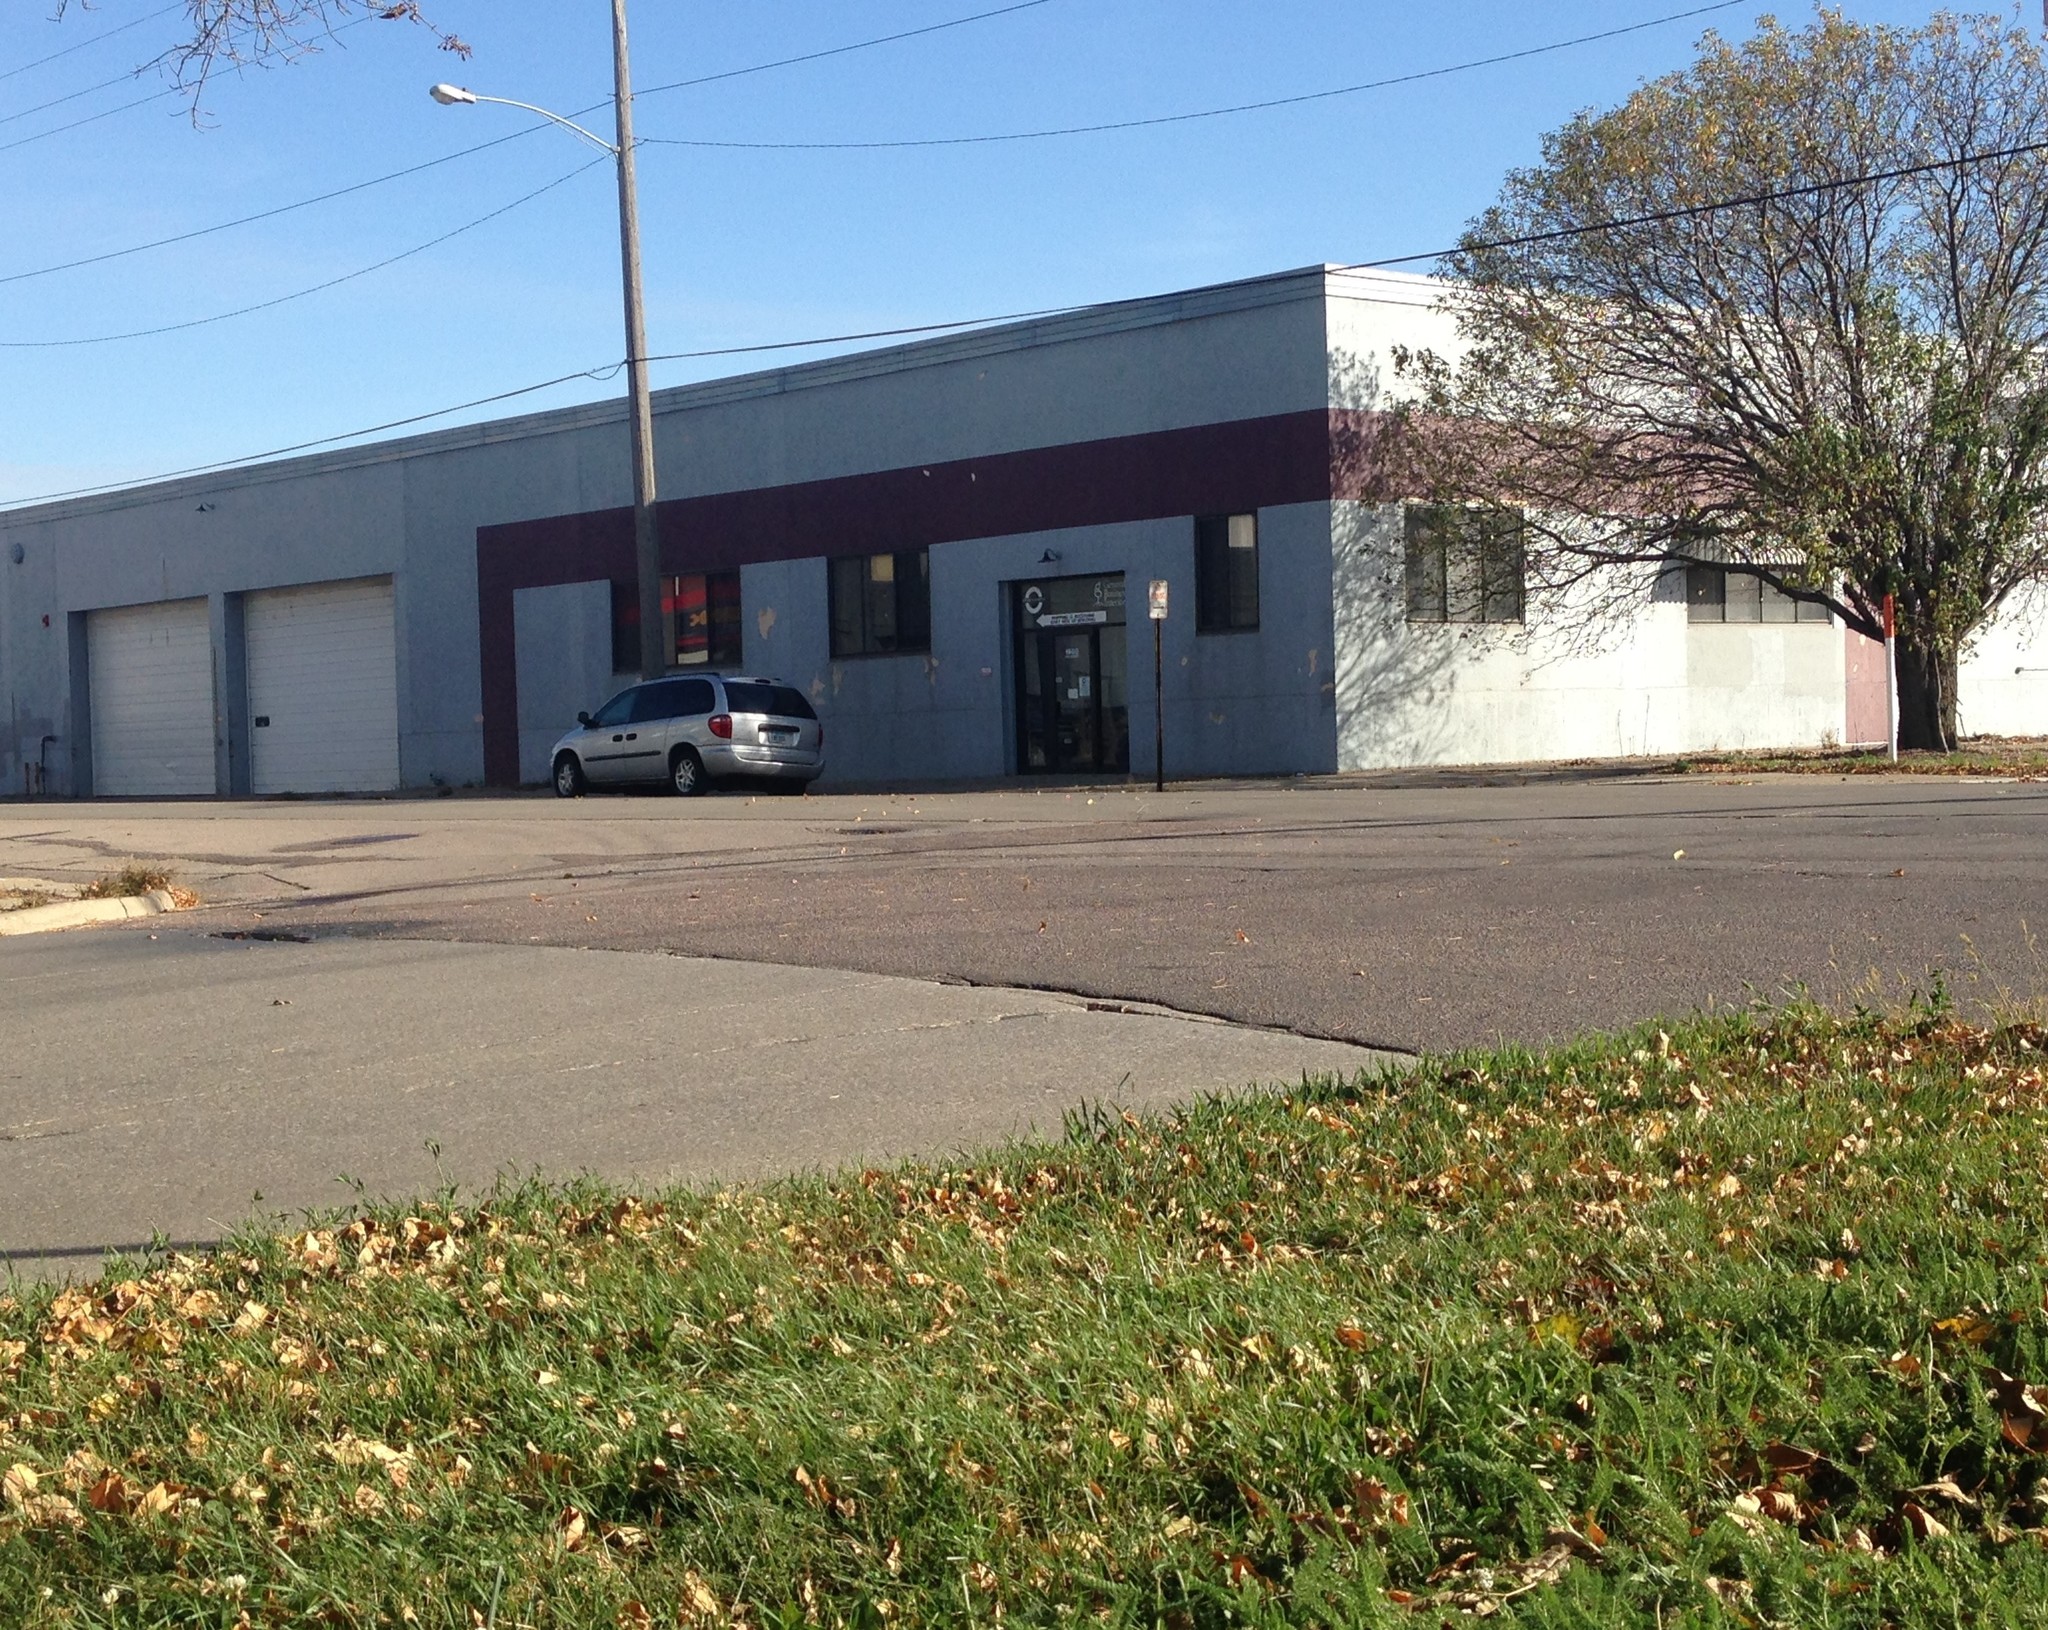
top-left (428, 84), bottom-right (619, 155)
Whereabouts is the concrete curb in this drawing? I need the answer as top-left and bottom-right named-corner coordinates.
top-left (0, 889), bottom-right (179, 937)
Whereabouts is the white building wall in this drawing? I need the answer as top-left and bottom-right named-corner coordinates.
top-left (1959, 582), bottom-right (2048, 739)
top-left (1332, 502), bottom-right (1849, 768)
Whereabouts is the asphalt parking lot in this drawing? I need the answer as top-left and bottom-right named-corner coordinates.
top-left (6, 771), bottom-right (2043, 1051)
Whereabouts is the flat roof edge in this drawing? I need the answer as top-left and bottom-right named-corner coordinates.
top-left (1, 263), bottom-right (1357, 529)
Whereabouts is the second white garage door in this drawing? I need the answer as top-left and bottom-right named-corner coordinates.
top-left (246, 578), bottom-right (400, 794)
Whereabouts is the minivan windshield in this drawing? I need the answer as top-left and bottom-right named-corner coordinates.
top-left (723, 682), bottom-right (816, 720)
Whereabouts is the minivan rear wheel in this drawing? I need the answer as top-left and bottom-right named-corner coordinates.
top-left (553, 753), bottom-right (586, 798)
top-left (669, 747), bottom-right (707, 797)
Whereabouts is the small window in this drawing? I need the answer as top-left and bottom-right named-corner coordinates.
top-left (1195, 513), bottom-right (1260, 632)
top-left (830, 549), bottom-right (931, 657)
top-left (1686, 564), bottom-right (1829, 623)
top-left (1404, 505), bottom-right (1525, 624)
top-left (589, 689), bottom-right (636, 728)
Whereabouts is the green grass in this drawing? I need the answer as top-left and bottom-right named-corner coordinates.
top-left (7, 1005), bottom-right (2048, 1627)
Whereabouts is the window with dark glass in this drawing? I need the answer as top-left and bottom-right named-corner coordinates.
top-left (667, 571), bottom-right (743, 667)
top-left (1195, 513), bottom-right (1260, 632)
top-left (611, 574), bottom-right (743, 672)
top-left (1404, 505), bottom-right (1525, 624)
top-left (1685, 564), bottom-right (1829, 623)
top-left (829, 549), bottom-right (931, 657)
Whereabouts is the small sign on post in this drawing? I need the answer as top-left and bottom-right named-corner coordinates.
top-left (1148, 580), bottom-right (1168, 791)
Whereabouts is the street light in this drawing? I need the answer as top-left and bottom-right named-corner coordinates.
top-left (430, 0), bottom-right (666, 683)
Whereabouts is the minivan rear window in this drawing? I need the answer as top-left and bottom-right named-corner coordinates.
top-left (723, 682), bottom-right (816, 720)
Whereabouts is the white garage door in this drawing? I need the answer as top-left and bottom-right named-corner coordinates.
top-left (88, 598), bottom-right (216, 797)
top-left (246, 578), bottom-right (400, 794)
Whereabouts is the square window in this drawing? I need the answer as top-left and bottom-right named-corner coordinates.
top-left (1405, 505), bottom-right (1524, 624)
top-left (830, 548), bottom-right (932, 657)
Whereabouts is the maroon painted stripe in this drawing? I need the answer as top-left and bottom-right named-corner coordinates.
top-left (479, 408), bottom-right (1390, 784)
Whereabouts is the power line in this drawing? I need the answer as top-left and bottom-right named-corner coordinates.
top-left (0, 158), bottom-right (608, 348)
top-left (0, 13), bottom-right (378, 149)
top-left (638, 0), bottom-right (1750, 151)
top-left (0, 84), bottom-right (183, 153)
top-left (0, 62), bottom-right (154, 130)
top-left (15, 126), bottom-right (2046, 512)
top-left (0, 2), bottom-right (184, 83)
top-left (0, 126), bottom-right (547, 286)
top-left (636, 0), bottom-right (1056, 98)
top-left (2, 365), bottom-right (628, 510)
top-left (0, 0), bottom-right (1053, 285)
top-left (1347, 135), bottom-right (2048, 271)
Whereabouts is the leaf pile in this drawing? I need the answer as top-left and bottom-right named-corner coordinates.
top-left (5, 1006), bottom-right (2048, 1626)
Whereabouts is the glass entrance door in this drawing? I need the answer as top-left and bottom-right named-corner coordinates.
top-left (1012, 575), bottom-right (1130, 774)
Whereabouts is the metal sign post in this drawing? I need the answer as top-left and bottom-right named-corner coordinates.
top-left (1148, 579), bottom-right (1169, 791)
top-left (1883, 593), bottom-right (1898, 762)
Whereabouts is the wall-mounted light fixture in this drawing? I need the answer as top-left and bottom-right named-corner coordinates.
top-left (1039, 549), bottom-right (1062, 564)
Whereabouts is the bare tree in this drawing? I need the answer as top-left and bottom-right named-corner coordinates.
top-left (1396, 10), bottom-right (2048, 749)
top-left (58, 1), bottom-right (469, 101)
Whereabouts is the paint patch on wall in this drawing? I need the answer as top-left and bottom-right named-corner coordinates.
top-left (757, 606), bottom-right (778, 641)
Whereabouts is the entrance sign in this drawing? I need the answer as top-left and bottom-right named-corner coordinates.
top-left (1039, 610), bottom-right (1108, 628)
top-left (1148, 579), bottom-right (1169, 620)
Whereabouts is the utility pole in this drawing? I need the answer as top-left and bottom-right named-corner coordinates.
top-left (611, 0), bottom-right (664, 682)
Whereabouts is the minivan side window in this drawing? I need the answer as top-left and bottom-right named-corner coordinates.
top-left (630, 678), bottom-right (715, 723)
top-left (590, 690), bottom-right (636, 728)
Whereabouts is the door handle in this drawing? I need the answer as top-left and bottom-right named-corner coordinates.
top-left (612, 734), bottom-right (625, 742)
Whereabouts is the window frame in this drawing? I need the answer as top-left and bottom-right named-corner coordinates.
top-left (1194, 512), bottom-right (1261, 634)
top-left (1403, 504), bottom-right (1526, 626)
top-left (1683, 563), bottom-right (1831, 625)
top-left (828, 548), bottom-right (932, 659)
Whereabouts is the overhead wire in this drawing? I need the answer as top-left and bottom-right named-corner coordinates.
top-left (0, 365), bottom-right (631, 509)
top-left (0, 157), bottom-right (611, 348)
top-left (637, 0), bottom-right (1751, 150)
top-left (0, 0), bottom-right (1059, 286)
top-left (0, 12), bottom-right (377, 152)
top-left (12, 127), bottom-right (2048, 511)
top-left (0, 1), bottom-right (184, 83)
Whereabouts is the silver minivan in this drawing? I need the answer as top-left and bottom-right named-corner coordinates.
top-left (550, 675), bottom-right (824, 797)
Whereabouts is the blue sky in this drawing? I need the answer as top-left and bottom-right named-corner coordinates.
top-left (0, 0), bottom-right (1959, 505)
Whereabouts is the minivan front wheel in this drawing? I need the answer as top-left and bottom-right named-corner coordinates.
top-left (553, 754), bottom-right (586, 798)
top-left (669, 747), bottom-right (707, 797)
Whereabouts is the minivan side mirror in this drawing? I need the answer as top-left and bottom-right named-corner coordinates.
top-left (576, 711), bottom-right (593, 727)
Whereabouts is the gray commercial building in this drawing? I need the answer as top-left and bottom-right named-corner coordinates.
top-left (2, 264), bottom-right (2038, 799)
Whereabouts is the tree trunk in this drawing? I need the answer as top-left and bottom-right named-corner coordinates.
top-left (1894, 633), bottom-right (1959, 752)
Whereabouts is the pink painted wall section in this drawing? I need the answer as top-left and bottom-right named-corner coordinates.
top-left (1845, 627), bottom-right (1888, 745)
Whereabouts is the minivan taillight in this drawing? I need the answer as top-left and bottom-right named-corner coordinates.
top-left (708, 713), bottom-right (733, 739)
